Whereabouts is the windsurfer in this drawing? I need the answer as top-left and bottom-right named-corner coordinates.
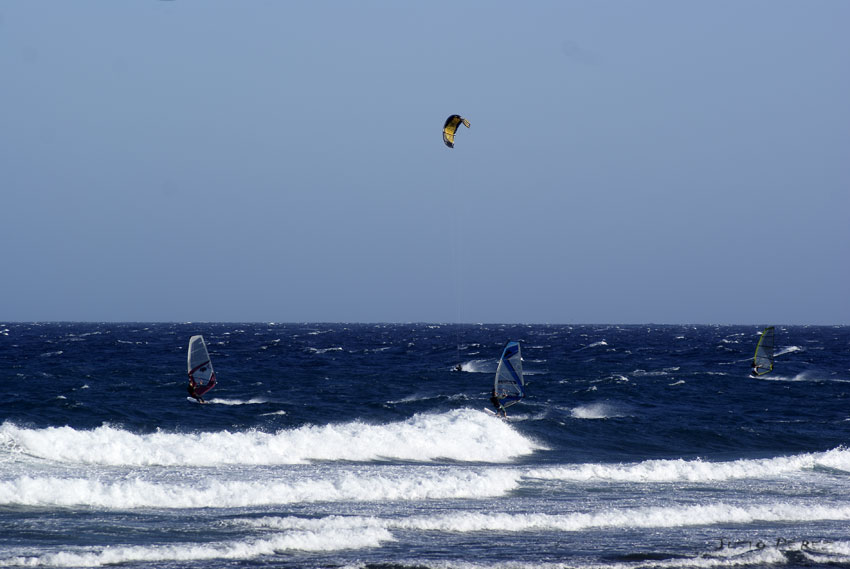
top-left (187, 379), bottom-right (206, 403)
top-left (490, 389), bottom-right (507, 418)
top-left (187, 336), bottom-right (217, 403)
top-left (750, 362), bottom-right (760, 377)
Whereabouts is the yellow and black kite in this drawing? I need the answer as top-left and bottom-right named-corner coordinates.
top-left (442, 115), bottom-right (470, 148)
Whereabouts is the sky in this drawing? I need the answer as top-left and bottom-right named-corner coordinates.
top-left (1, 1), bottom-right (848, 324)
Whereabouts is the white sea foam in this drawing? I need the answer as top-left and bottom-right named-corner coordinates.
top-left (332, 549), bottom-right (788, 569)
top-left (245, 500), bottom-right (850, 533)
top-left (0, 527), bottom-right (392, 567)
top-left (761, 372), bottom-right (820, 383)
top-left (801, 539), bottom-right (850, 565)
top-left (525, 447), bottom-right (850, 483)
top-left (39, 351), bottom-right (63, 357)
top-left (0, 467), bottom-right (519, 509)
top-left (389, 393), bottom-right (435, 403)
top-left (389, 393), bottom-right (469, 404)
top-left (575, 340), bottom-right (608, 351)
top-left (0, 410), bottom-right (542, 467)
top-left (305, 346), bottom-right (344, 354)
top-left (632, 369), bottom-right (669, 377)
top-left (417, 503), bottom-right (850, 532)
top-left (209, 397), bottom-right (268, 405)
top-left (457, 359), bottom-right (494, 373)
top-left (570, 403), bottom-right (627, 419)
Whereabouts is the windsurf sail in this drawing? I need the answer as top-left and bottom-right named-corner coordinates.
top-left (443, 114), bottom-right (470, 148)
top-left (187, 335), bottom-right (217, 396)
top-left (494, 341), bottom-right (524, 408)
top-left (752, 326), bottom-right (775, 376)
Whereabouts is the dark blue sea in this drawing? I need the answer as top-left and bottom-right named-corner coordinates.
top-left (1, 323), bottom-right (849, 569)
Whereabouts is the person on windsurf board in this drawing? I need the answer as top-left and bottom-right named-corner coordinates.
top-left (750, 326), bottom-right (775, 377)
top-left (488, 341), bottom-right (524, 418)
top-left (187, 335), bottom-right (217, 403)
top-left (187, 379), bottom-right (204, 403)
top-left (187, 377), bottom-right (214, 403)
top-left (490, 388), bottom-right (507, 418)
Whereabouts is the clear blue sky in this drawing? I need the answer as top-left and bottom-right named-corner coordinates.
top-left (1, 1), bottom-right (848, 324)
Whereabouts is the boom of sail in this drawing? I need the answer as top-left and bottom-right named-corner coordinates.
top-left (187, 335), bottom-right (217, 396)
top-left (752, 326), bottom-right (775, 376)
top-left (494, 341), bottom-right (524, 408)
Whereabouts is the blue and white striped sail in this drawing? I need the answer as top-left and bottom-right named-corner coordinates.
top-left (494, 341), bottom-right (524, 408)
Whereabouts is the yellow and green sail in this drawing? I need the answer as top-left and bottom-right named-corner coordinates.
top-left (752, 326), bottom-right (775, 376)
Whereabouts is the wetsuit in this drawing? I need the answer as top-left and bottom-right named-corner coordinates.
top-left (187, 381), bottom-right (204, 403)
top-left (490, 394), bottom-right (505, 417)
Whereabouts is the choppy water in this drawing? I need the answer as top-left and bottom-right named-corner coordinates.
top-left (1, 323), bottom-right (849, 568)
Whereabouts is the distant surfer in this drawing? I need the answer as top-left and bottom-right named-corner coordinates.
top-left (750, 326), bottom-right (774, 377)
top-left (186, 336), bottom-right (217, 403)
top-left (454, 364), bottom-right (463, 372)
top-left (490, 389), bottom-right (507, 418)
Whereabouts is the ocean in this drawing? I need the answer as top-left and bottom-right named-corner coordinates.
top-left (1, 322), bottom-right (849, 569)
